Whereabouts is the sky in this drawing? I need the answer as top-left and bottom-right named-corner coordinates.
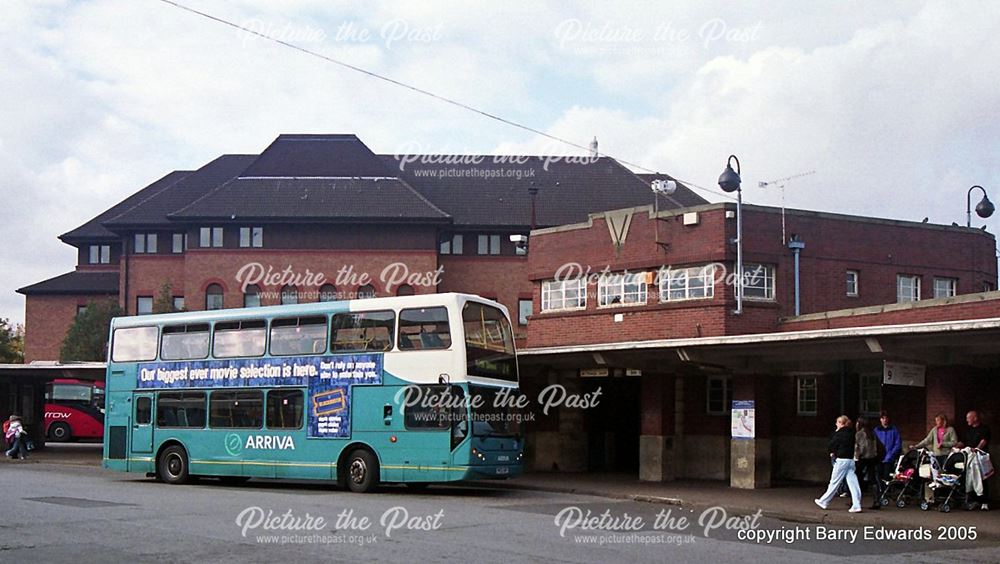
top-left (3, 0), bottom-right (999, 325)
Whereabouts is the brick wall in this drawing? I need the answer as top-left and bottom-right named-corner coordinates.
top-left (23, 294), bottom-right (114, 362)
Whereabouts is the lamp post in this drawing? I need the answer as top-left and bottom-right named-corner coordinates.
top-left (967, 185), bottom-right (994, 227)
top-left (718, 155), bottom-right (743, 315)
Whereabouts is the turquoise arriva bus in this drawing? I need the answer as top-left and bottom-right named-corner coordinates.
top-left (102, 293), bottom-right (523, 492)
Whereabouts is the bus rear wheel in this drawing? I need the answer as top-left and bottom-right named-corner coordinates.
top-left (345, 449), bottom-right (379, 493)
top-left (48, 422), bottom-right (72, 442)
top-left (157, 445), bottom-right (190, 485)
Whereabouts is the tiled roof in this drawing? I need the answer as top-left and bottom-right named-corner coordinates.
top-left (59, 171), bottom-right (191, 242)
top-left (238, 134), bottom-right (395, 178)
top-left (169, 177), bottom-right (450, 222)
top-left (17, 271), bottom-right (119, 296)
top-left (102, 155), bottom-right (256, 227)
top-left (382, 155), bottom-right (706, 227)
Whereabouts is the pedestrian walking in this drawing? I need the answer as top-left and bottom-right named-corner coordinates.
top-left (5, 415), bottom-right (29, 460)
top-left (815, 415), bottom-right (863, 513)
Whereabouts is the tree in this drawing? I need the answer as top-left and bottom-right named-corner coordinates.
top-left (153, 282), bottom-right (180, 313)
top-left (60, 299), bottom-right (123, 362)
top-left (0, 317), bottom-right (23, 363)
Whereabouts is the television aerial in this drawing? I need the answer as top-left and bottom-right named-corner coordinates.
top-left (758, 170), bottom-right (816, 243)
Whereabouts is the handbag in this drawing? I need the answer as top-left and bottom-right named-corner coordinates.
top-left (979, 451), bottom-right (995, 480)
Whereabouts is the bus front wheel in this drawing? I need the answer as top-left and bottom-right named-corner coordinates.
top-left (345, 449), bottom-right (379, 493)
top-left (48, 422), bottom-right (72, 442)
top-left (157, 445), bottom-right (190, 485)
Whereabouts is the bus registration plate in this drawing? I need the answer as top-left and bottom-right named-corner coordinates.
top-left (496, 466), bottom-right (509, 475)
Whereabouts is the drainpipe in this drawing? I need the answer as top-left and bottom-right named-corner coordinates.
top-left (122, 236), bottom-right (130, 314)
top-left (787, 235), bottom-right (805, 316)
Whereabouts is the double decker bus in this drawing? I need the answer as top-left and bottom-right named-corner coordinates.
top-left (45, 379), bottom-right (105, 441)
top-left (102, 293), bottom-right (522, 492)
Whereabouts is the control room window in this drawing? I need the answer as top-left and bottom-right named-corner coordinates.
top-left (88, 245), bottom-right (111, 264)
top-left (240, 227), bottom-right (263, 248)
top-left (742, 264), bottom-right (775, 300)
top-left (933, 277), bottom-right (957, 299)
top-left (205, 283), bottom-right (224, 310)
top-left (598, 272), bottom-right (647, 306)
top-left (897, 274), bottom-right (921, 302)
top-left (541, 278), bottom-right (587, 312)
top-left (706, 376), bottom-right (732, 415)
top-left (660, 265), bottom-right (716, 302)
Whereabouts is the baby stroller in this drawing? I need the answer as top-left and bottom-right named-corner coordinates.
top-left (879, 448), bottom-right (927, 508)
top-left (919, 449), bottom-right (969, 513)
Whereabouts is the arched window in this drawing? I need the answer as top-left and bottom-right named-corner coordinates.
top-left (319, 284), bottom-right (338, 302)
top-left (244, 284), bottom-right (261, 308)
top-left (357, 284), bottom-right (376, 299)
top-left (281, 285), bottom-right (298, 305)
top-left (396, 284), bottom-right (415, 296)
top-left (205, 284), bottom-right (224, 310)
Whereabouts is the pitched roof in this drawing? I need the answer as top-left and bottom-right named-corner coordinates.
top-left (238, 134), bottom-right (394, 178)
top-left (17, 271), bottom-right (119, 296)
top-left (59, 171), bottom-right (191, 242)
top-left (634, 173), bottom-right (710, 208)
top-left (102, 155), bottom-right (256, 228)
top-left (169, 177), bottom-right (450, 222)
top-left (381, 155), bottom-right (706, 228)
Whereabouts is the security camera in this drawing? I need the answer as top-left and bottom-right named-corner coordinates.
top-left (651, 179), bottom-right (677, 196)
top-left (509, 234), bottom-right (528, 244)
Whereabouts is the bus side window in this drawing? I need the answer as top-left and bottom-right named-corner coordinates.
top-left (161, 323), bottom-right (210, 360)
top-left (209, 390), bottom-right (263, 429)
top-left (157, 392), bottom-right (206, 428)
top-left (267, 390), bottom-right (303, 429)
top-left (331, 311), bottom-right (395, 352)
top-left (270, 316), bottom-right (328, 356)
top-left (398, 307), bottom-right (451, 350)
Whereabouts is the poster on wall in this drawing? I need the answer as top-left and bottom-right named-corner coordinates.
top-left (137, 353), bottom-right (382, 438)
top-left (731, 400), bottom-right (755, 439)
top-left (883, 361), bottom-right (925, 387)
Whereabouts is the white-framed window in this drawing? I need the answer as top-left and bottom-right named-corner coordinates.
top-left (172, 297), bottom-right (185, 311)
top-left (477, 234), bottom-right (501, 255)
top-left (172, 233), bottom-right (185, 254)
top-left (797, 377), bottom-right (818, 415)
top-left (897, 274), bottom-right (920, 302)
top-left (240, 227), bottom-right (263, 248)
top-left (134, 233), bottom-right (157, 254)
top-left (846, 270), bottom-right (859, 297)
top-left (439, 234), bottom-right (464, 255)
top-left (518, 299), bottom-right (532, 325)
top-left (706, 376), bottom-right (732, 415)
top-left (136, 296), bottom-right (153, 315)
top-left (88, 245), bottom-right (111, 264)
top-left (933, 277), bottom-right (956, 299)
top-left (598, 272), bottom-right (648, 307)
top-left (660, 265), bottom-right (715, 302)
top-left (742, 263), bottom-right (775, 300)
top-left (859, 374), bottom-right (882, 416)
top-left (541, 278), bottom-right (587, 312)
top-left (200, 227), bottom-right (224, 248)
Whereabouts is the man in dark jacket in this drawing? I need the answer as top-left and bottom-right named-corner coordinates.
top-left (815, 415), bottom-right (863, 512)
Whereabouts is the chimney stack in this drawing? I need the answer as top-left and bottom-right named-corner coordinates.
top-left (589, 136), bottom-right (598, 157)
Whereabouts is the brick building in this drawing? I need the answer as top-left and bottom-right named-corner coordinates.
top-left (16, 133), bottom-right (703, 362)
top-left (519, 203), bottom-right (1000, 494)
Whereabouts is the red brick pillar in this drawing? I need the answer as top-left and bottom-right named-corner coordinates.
top-left (639, 373), bottom-right (676, 481)
top-left (730, 374), bottom-right (771, 488)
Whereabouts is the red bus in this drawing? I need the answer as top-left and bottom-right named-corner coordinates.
top-left (44, 379), bottom-right (105, 441)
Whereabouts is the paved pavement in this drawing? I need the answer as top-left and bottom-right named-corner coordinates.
top-left (5, 445), bottom-right (998, 562)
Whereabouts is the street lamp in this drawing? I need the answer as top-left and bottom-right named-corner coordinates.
top-left (719, 155), bottom-right (743, 315)
top-left (967, 185), bottom-right (994, 227)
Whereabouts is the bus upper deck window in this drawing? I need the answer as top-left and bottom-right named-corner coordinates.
top-left (398, 307), bottom-right (451, 350)
top-left (270, 316), bottom-right (328, 356)
top-left (111, 326), bottom-right (159, 362)
top-left (331, 311), bottom-right (395, 352)
top-left (213, 320), bottom-right (266, 358)
top-left (161, 324), bottom-right (210, 361)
